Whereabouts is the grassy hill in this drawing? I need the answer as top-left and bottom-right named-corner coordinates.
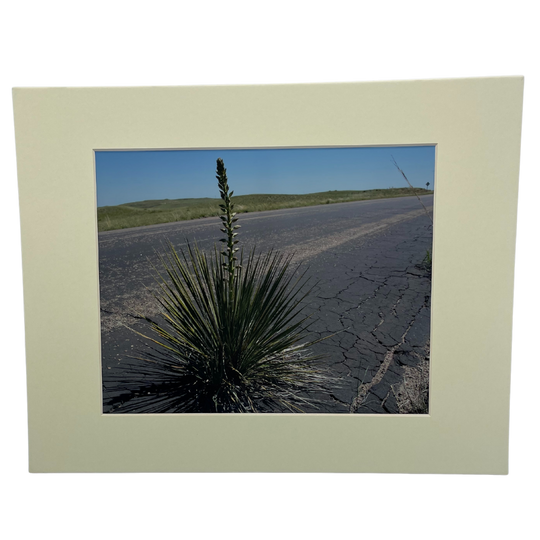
top-left (97, 188), bottom-right (433, 232)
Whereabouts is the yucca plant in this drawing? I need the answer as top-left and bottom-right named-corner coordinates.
top-left (108, 158), bottom-right (334, 413)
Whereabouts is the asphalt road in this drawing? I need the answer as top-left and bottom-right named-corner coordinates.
top-left (99, 195), bottom-right (433, 413)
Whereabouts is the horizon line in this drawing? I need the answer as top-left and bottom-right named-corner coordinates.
top-left (97, 186), bottom-right (432, 208)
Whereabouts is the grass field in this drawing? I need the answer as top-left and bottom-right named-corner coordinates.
top-left (97, 188), bottom-right (433, 232)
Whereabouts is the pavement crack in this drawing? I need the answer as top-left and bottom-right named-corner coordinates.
top-left (100, 307), bottom-right (146, 321)
top-left (380, 390), bottom-right (391, 411)
top-left (350, 297), bottom-right (426, 413)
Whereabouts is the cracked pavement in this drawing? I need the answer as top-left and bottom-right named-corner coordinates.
top-left (292, 210), bottom-right (432, 413)
top-left (99, 195), bottom-right (433, 413)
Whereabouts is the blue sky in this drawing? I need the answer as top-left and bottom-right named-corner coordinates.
top-left (95, 146), bottom-right (435, 207)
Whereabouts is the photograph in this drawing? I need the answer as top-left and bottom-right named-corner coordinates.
top-left (14, 77), bottom-right (522, 475)
top-left (97, 145), bottom-right (435, 414)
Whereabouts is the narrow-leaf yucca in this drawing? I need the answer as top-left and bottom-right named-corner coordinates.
top-left (112, 158), bottom-right (334, 413)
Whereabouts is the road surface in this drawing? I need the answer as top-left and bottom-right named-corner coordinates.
top-left (99, 195), bottom-right (433, 413)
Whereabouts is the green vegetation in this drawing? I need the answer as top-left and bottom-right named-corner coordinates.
top-left (97, 187), bottom-right (433, 232)
top-left (117, 158), bottom-right (335, 413)
top-left (422, 249), bottom-right (432, 271)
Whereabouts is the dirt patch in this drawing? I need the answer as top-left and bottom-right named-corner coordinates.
top-left (100, 284), bottom-right (161, 332)
top-left (392, 342), bottom-right (430, 414)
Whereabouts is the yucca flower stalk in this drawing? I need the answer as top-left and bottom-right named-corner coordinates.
top-left (216, 158), bottom-right (240, 294)
top-left (105, 159), bottom-right (336, 413)
top-left (391, 155), bottom-right (433, 224)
